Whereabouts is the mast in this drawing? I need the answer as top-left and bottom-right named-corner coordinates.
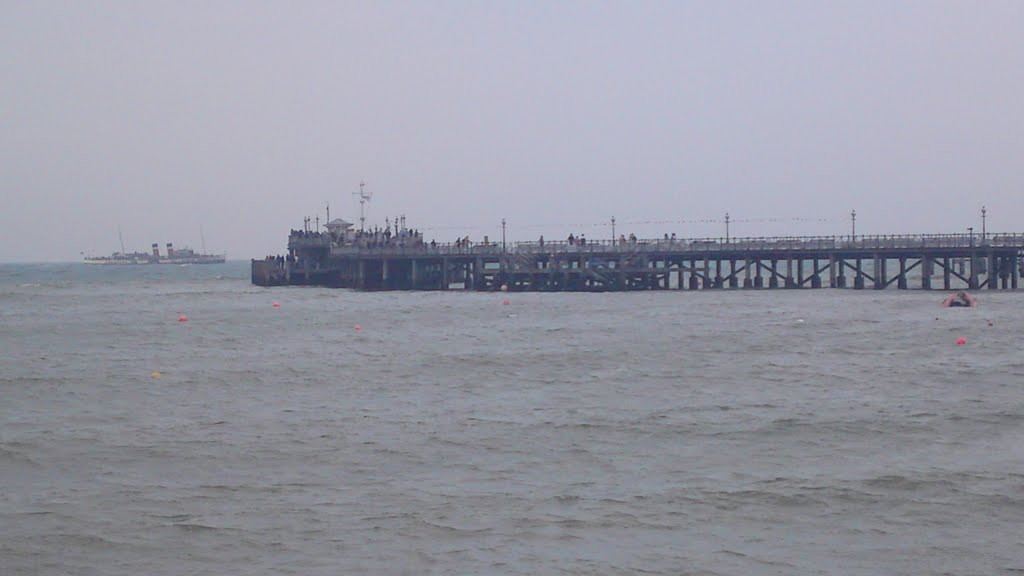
top-left (200, 225), bottom-right (207, 254)
top-left (118, 226), bottom-right (126, 254)
top-left (353, 181), bottom-right (372, 232)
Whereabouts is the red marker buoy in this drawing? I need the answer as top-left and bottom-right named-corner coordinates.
top-left (272, 302), bottom-right (281, 307)
top-left (354, 324), bottom-right (361, 331)
top-left (178, 315), bottom-right (188, 322)
top-left (956, 337), bottom-right (967, 346)
top-left (502, 298), bottom-right (510, 305)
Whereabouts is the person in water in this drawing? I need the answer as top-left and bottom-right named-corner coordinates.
top-left (942, 291), bottom-right (977, 307)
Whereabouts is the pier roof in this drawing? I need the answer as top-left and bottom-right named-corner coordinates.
top-left (325, 219), bottom-right (354, 230)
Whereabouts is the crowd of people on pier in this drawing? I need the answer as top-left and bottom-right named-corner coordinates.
top-left (346, 226), bottom-right (425, 249)
top-left (289, 229), bottom-right (324, 239)
top-left (263, 253), bottom-right (297, 268)
top-left (561, 232), bottom-right (685, 247)
top-left (288, 224), bottom-right (427, 250)
top-left (287, 219), bottom-right (701, 254)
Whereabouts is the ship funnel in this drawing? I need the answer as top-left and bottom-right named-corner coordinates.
top-left (166, 243), bottom-right (174, 257)
top-left (152, 243), bottom-right (160, 257)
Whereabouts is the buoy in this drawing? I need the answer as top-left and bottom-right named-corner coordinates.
top-left (354, 324), bottom-right (361, 331)
top-left (151, 372), bottom-right (161, 378)
top-left (178, 315), bottom-right (188, 322)
top-left (796, 318), bottom-right (805, 324)
top-left (272, 302), bottom-right (281, 307)
top-left (502, 298), bottom-right (510, 305)
top-left (500, 284), bottom-right (509, 292)
top-left (956, 337), bottom-right (967, 346)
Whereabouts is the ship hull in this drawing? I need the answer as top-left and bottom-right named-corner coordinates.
top-left (85, 239), bottom-right (225, 265)
top-left (83, 254), bottom-right (226, 265)
top-left (83, 258), bottom-right (226, 265)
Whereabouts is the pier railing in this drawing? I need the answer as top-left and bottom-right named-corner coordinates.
top-left (301, 233), bottom-right (1024, 257)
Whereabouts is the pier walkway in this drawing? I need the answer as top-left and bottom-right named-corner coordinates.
top-left (253, 233), bottom-right (1024, 292)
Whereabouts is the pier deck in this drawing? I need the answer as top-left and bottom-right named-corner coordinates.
top-left (253, 233), bottom-right (1024, 292)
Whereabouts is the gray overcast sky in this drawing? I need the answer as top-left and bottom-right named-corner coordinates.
top-left (2, 1), bottom-right (1022, 262)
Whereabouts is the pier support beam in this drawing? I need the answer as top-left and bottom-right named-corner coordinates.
top-left (989, 252), bottom-right (998, 290)
top-left (1013, 256), bottom-right (1019, 290)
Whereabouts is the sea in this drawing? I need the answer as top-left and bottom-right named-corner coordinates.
top-left (2, 261), bottom-right (1023, 576)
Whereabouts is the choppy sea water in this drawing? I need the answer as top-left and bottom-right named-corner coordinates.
top-left (2, 261), bottom-right (1023, 575)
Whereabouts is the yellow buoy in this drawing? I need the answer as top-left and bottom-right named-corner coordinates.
top-left (151, 372), bottom-right (162, 378)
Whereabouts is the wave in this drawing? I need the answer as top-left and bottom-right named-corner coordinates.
top-left (414, 519), bottom-right (495, 535)
top-left (171, 523), bottom-right (241, 533)
top-left (705, 489), bottom-right (828, 509)
top-left (861, 474), bottom-right (958, 492)
top-left (0, 446), bottom-right (39, 467)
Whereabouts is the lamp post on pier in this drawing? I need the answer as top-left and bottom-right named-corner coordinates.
top-left (981, 205), bottom-right (987, 241)
top-left (851, 210), bottom-right (856, 241)
top-left (724, 212), bottom-right (730, 243)
top-left (611, 216), bottom-right (616, 246)
top-left (968, 226), bottom-right (974, 247)
top-left (501, 218), bottom-right (506, 253)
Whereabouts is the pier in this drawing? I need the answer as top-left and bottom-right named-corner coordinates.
top-left (253, 224), bottom-right (1024, 292)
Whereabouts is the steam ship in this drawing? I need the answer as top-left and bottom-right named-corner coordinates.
top-left (84, 243), bottom-right (226, 265)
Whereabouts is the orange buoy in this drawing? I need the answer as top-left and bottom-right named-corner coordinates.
top-left (178, 315), bottom-right (188, 322)
top-left (150, 372), bottom-right (162, 378)
top-left (502, 298), bottom-right (510, 305)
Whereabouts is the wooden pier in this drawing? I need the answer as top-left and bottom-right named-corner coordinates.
top-left (253, 233), bottom-right (1024, 292)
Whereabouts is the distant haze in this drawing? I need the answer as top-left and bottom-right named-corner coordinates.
top-left (2, 1), bottom-right (1022, 262)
